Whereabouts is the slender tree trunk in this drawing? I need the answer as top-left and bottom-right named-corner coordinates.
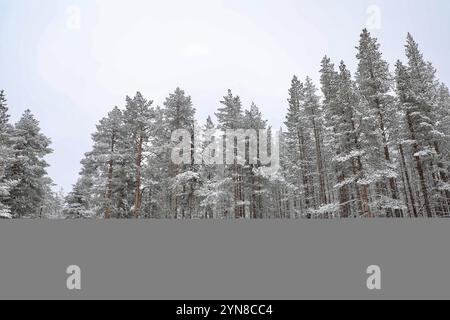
top-left (312, 118), bottom-right (327, 207)
top-left (414, 151), bottom-right (432, 218)
top-left (234, 173), bottom-right (239, 219)
top-left (115, 161), bottom-right (127, 219)
top-left (399, 144), bottom-right (418, 218)
top-left (377, 108), bottom-right (402, 217)
top-left (350, 117), bottom-right (372, 218)
top-left (406, 112), bottom-right (432, 217)
top-left (336, 148), bottom-right (350, 218)
top-left (351, 158), bottom-right (365, 216)
top-left (399, 157), bottom-right (412, 217)
top-left (298, 128), bottom-right (313, 218)
top-left (105, 132), bottom-right (116, 219)
top-left (134, 133), bottom-right (143, 218)
top-left (105, 160), bottom-right (114, 219)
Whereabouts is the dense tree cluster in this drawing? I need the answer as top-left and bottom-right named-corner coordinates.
top-left (0, 91), bottom-right (56, 219)
top-left (64, 30), bottom-right (450, 219)
top-left (1, 30), bottom-right (449, 219)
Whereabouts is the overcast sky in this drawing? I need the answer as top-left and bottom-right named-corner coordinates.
top-left (1, 0), bottom-right (449, 192)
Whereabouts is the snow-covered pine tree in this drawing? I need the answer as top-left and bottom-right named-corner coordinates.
top-left (355, 29), bottom-right (404, 217)
top-left (8, 110), bottom-right (53, 218)
top-left (320, 58), bottom-right (365, 217)
top-left (163, 87), bottom-right (197, 219)
top-left (386, 89), bottom-right (421, 218)
top-left (64, 176), bottom-right (95, 219)
top-left (435, 85), bottom-right (450, 212)
top-left (123, 92), bottom-right (155, 218)
top-left (215, 90), bottom-right (246, 218)
top-left (337, 62), bottom-right (373, 218)
top-left (42, 188), bottom-right (66, 219)
top-left (0, 90), bottom-right (14, 219)
top-left (197, 116), bottom-right (219, 218)
top-left (284, 76), bottom-right (316, 218)
top-left (85, 107), bottom-right (126, 218)
top-left (395, 34), bottom-right (447, 217)
top-left (320, 57), bottom-right (346, 217)
top-left (140, 105), bottom-right (172, 218)
top-left (321, 60), bottom-right (372, 218)
top-left (273, 127), bottom-right (296, 219)
top-left (303, 77), bottom-right (329, 216)
top-left (243, 102), bottom-right (269, 219)
top-left (197, 115), bottom-right (244, 219)
top-left (216, 90), bottom-right (244, 131)
top-left (436, 84), bottom-right (450, 152)
top-left (395, 60), bottom-right (432, 217)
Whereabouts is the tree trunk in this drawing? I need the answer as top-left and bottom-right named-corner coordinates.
top-left (105, 159), bottom-right (114, 219)
top-left (377, 107), bottom-right (402, 217)
top-left (350, 117), bottom-right (372, 218)
top-left (298, 128), bottom-right (313, 217)
top-left (105, 132), bottom-right (115, 219)
top-left (406, 112), bottom-right (432, 217)
top-left (134, 133), bottom-right (144, 218)
top-left (399, 144), bottom-right (418, 218)
top-left (312, 118), bottom-right (327, 207)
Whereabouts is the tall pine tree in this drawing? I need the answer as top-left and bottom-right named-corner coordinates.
top-left (356, 29), bottom-right (404, 217)
top-left (123, 92), bottom-right (155, 218)
top-left (8, 110), bottom-right (53, 218)
top-left (0, 91), bottom-right (14, 218)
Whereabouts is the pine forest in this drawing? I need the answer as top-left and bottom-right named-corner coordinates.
top-left (1, 30), bottom-right (449, 219)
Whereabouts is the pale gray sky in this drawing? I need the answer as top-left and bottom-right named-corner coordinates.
top-left (1, 0), bottom-right (449, 192)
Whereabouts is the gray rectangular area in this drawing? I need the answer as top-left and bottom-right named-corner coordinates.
top-left (0, 220), bottom-right (449, 300)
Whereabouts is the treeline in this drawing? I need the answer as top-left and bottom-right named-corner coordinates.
top-left (0, 91), bottom-right (60, 219)
top-left (64, 30), bottom-right (450, 219)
